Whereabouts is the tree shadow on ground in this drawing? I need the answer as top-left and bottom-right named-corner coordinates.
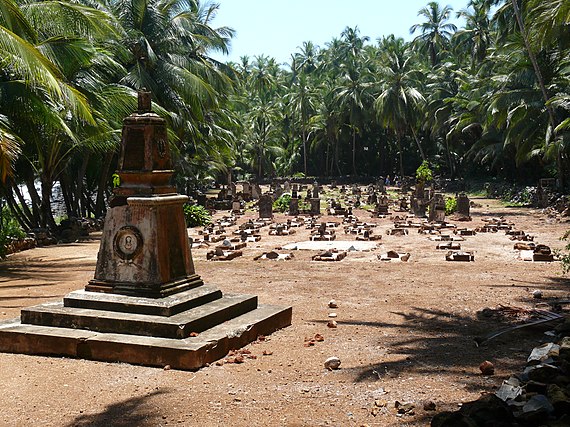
top-left (315, 306), bottom-right (556, 384)
top-left (64, 389), bottom-right (169, 427)
top-left (0, 257), bottom-right (94, 284)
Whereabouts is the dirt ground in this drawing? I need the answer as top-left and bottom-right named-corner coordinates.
top-left (0, 196), bottom-right (569, 427)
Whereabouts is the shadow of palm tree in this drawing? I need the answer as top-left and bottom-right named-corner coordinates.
top-left (315, 306), bottom-right (554, 384)
top-left (64, 389), bottom-right (169, 427)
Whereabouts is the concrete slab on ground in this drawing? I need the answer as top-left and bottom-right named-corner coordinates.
top-left (282, 240), bottom-right (378, 251)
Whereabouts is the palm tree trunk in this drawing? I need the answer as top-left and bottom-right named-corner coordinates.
top-left (40, 176), bottom-right (56, 230)
top-left (510, 0), bottom-right (562, 188)
top-left (352, 128), bottom-right (357, 176)
top-left (396, 132), bottom-right (404, 178)
top-left (24, 175), bottom-right (41, 226)
top-left (409, 126), bottom-right (426, 161)
top-left (95, 151), bottom-right (114, 217)
top-left (302, 129), bottom-right (308, 176)
top-left (74, 153), bottom-right (90, 216)
top-left (510, 0), bottom-right (556, 127)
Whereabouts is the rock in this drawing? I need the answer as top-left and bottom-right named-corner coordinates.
top-left (515, 394), bottom-right (554, 424)
top-left (479, 360), bottom-right (495, 375)
top-left (395, 401), bottom-right (415, 415)
top-left (328, 312), bottom-right (337, 318)
top-left (532, 289), bottom-right (543, 299)
top-left (266, 251), bottom-right (279, 259)
top-left (559, 336), bottom-right (570, 360)
top-left (547, 384), bottom-right (570, 416)
top-left (524, 363), bottom-right (561, 383)
top-left (327, 320), bottom-right (338, 328)
top-left (431, 411), bottom-right (478, 427)
top-left (328, 299), bottom-right (338, 308)
top-left (496, 377), bottom-right (522, 401)
top-left (423, 401), bottom-right (437, 411)
top-left (459, 394), bottom-right (514, 425)
top-left (528, 342), bottom-right (560, 365)
top-left (324, 356), bottom-right (341, 370)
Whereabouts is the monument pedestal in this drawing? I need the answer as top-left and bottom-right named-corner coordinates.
top-left (0, 91), bottom-right (291, 370)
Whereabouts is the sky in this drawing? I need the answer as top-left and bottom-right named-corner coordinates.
top-left (210, 0), bottom-right (471, 65)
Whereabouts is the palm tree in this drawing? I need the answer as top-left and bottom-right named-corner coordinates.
top-left (410, 2), bottom-right (457, 67)
top-left (453, 0), bottom-right (493, 66)
top-left (375, 40), bottom-right (426, 177)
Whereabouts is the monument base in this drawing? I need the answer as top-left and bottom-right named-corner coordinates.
top-left (0, 284), bottom-right (292, 370)
top-left (85, 274), bottom-right (204, 298)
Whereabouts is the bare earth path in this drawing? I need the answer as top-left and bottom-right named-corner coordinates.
top-left (0, 198), bottom-right (568, 427)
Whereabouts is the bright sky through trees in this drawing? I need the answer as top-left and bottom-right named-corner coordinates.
top-left (213, 0), bottom-right (468, 63)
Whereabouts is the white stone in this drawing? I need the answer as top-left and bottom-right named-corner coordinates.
top-left (324, 357), bottom-right (341, 370)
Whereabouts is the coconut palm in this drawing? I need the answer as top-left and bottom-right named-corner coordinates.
top-left (410, 2), bottom-right (457, 67)
top-left (374, 40), bottom-right (426, 177)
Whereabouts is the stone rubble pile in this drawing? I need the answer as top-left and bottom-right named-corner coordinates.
top-left (432, 319), bottom-right (570, 426)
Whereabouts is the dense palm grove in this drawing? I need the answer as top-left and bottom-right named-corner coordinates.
top-left (0, 0), bottom-right (568, 235)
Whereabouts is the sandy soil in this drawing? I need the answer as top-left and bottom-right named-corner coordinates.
top-left (0, 196), bottom-right (569, 427)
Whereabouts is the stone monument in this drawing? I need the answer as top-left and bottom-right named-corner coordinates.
top-left (456, 192), bottom-right (471, 219)
top-left (0, 92), bottom-right (291, 370)
top-left (258, 194), bottom-right (273, 219)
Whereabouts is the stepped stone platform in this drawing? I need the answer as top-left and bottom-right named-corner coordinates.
top-left (0, 92), bottom-right (292, 369)
top-left (0, 284), bottom-right (291, 370)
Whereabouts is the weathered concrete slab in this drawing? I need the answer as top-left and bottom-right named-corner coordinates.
top-left (64, 286), bottom-right (223, 316)
top-left (283, 240), bottom-right (377, 251)
top-left (22, 294), bottom-right (257, 339)
top-left (0, 304), bottom-right (292, 370)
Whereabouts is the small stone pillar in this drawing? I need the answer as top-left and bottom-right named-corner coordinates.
top-left (429, 193), bottom-right (446, 222)
top-left (258, 194), bottom-right (273, 219)
top-left (457, 193), bottom-right (470, 219)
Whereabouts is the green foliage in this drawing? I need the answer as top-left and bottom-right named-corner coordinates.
top-left (292, 172), bottom-right (305, 179)
top-left (0, 206), bottom-right (26, 258)
top-left (112, 173), bottom-right (120, 188)
top-left (273, 193), bottom-right (292, 213)
top-left (445, 197), bottom-right (457, 215)
top-left (415, 161), bottom-right (433, 184)
top-left (183, 204), bottom-right (211, 227)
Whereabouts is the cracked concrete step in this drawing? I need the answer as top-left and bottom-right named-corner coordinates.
top-left (21, 294), bottom-right (258, 339)
top-left (64, 285), bottom-right (223, 317)
top-left (0, 304), bottom-right (292, 370)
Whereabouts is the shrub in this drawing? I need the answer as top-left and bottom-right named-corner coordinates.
top-left (0, 207), bottom-right (26, 258)
top-left (415, 160), bottom-right (433, 184)
top-left (445, 197), bottom-right (457, 215)
top-left (273, 193), bottom-right (291, 213)
top-left (183, 204), bottom-right (211, 227)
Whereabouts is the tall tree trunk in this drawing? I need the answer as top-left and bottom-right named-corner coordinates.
top-left (325, 137), bottom-right (330, 177)
top-left (334, 137), bottom-right (342, 176)
top-left (23, 175), bottom-right (41, 226)
top-left (352, 128), bottom-right (357, 176)
top-left (396, 132), bottom-right (404, 178)
top-left (74, 153), bottom-right (90, 216)
top-left (445, 138), bottom-right (455, 179)
top-left (95, 151), bottom-right (115, 217)
top-left (3, 186), bottom-right (33, 230)
top-left (59, 173), bottom-right (74, 217)
top-left (409, 126), bottom-right (426, 161)
top-left (510, 0), bottom-right (561, 187)
top-left (40, 175), bottom-right (56, 230)
top-left (302, 128), bottom-right (307, 176)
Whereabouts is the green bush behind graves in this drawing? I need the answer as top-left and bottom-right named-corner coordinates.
top-left (183, 204), bottom-right (211, 227)
top-left (445, 197), bottom-right (457, 215)
top-left (0, 207), bottom-right (26, 258)
top-left (273, 193), bottom-right (291, 213)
